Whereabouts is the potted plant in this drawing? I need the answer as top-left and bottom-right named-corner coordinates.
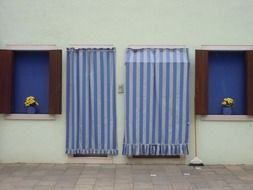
top-left (24, 96), bottom-right (39, 114)
top-left (221, 97), bottom-right (234, 115)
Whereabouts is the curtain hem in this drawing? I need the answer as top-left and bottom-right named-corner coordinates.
top-left (122, 144), bottom-right (188, 156)
top-left (66, 149), bottom-right (118, 155)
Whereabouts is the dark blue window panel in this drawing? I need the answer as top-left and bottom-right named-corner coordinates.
top-left (13, 51), bottom-right (49, 113)
top-left (208, 51), bottom-right (246, 115)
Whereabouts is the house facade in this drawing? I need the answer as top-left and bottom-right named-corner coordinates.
top-left (0, 0), bottom-right (253, 164)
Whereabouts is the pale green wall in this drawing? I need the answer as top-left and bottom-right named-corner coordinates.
top-left (0, 0), bottom-right (253, 164)
top-left (197, 120), bottom-right (253, 164)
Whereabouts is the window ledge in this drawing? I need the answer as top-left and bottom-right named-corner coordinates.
top-left (200, 45), bottom-right (253, 51)
top-left (5, 44), bottom-right (58, 50)
top-left (4, 114), bottom-right (56, 120)
top-left (198, 115), bottom-right (253, 121)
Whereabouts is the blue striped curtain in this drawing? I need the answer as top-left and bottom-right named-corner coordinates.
top-left (66, 48), bottom-right (118, 155)
top-left (123, 48), bottom-right (190, 156)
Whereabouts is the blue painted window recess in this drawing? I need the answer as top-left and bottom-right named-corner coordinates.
top-left (13, 51), bottom-right (49, 113)
top-left (208, 51), bottom-right (246, 115)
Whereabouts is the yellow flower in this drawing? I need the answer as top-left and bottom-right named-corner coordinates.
top-left (221, 97), bottom-right (234, 107)
top-left (24, 96), bottom-right (39, 107)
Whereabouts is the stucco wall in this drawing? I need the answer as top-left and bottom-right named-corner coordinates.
top-left (0, 0), bottom-right (253, 164)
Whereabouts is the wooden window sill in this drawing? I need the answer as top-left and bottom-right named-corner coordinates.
top-left (4, 114), bottom-right (56, 120)
top-left (198, 115), bottom-right (253, 121)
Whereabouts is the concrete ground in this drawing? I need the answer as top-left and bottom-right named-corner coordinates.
top-left (0, 164), bottom-right (252, 190)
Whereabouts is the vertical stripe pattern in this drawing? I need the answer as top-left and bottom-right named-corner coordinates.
top-left (123, 48), bottom-right (190, 156)
top-left (66, 48), bottom-right (118, 155)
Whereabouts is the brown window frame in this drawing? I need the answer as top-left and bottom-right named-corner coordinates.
top-left (195, 50), bottom-right (253, 115)
top-left (0, 49), bottom-right (62, 114)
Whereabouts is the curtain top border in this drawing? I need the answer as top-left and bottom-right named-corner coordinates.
top-left (67, 47), bottom-right (116, 51)
top-left (127, 47), bottom-right (189, 51)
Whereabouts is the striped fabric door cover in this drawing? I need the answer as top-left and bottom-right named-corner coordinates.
top-left (123, 48), bottom-right (190, 156)
top-left (66, 48), bottom-right (118, 155)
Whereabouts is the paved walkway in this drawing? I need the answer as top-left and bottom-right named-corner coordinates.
top-left (0, 164), bottom-right (252, 190)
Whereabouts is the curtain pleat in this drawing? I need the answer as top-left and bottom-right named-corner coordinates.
top-left (123, 48), bottom-right (190, 156)
top-left (66, 48), bottom-right (118, 155)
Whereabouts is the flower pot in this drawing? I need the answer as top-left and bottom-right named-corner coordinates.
top-left (222, 107), bottom-right (232, 115)
top-left (26, 106), bottom-right (37, 114)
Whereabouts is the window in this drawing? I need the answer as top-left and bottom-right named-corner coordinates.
top-left (195, 49), bottom-right (253, 115)
top-left (0, 49), bottom-right (62, 114)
